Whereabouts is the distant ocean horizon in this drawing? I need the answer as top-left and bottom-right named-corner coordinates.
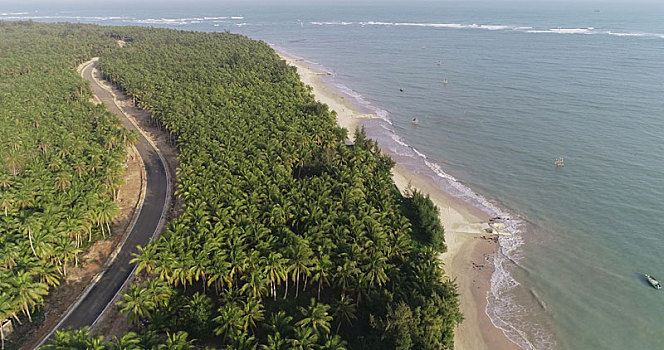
top-left (4, 1), bottom-right (664, 348)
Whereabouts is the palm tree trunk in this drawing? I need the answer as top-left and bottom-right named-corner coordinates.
top-left (283, 277), bottom-right (289, 299)
top-left (295, 271), bottom-right (300, 298)
top-left (1, 321), bottom-right (5, 350)
top-left (24, 307), bottom-right (32, 323)
top-left (11, 314), bottom-right (21, 325)
top-left (28, 230), bottom-right (36, 257)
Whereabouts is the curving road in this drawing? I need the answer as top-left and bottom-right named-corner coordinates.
top-left (34, 60), bottom-right (169, 347)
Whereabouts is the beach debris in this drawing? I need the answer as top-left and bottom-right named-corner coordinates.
top-left (412, 117), bottom-right (419, 125)
top-left (489, 222), bottom-right (507, 231)
top-left (472, 261), bottom-right (487, 271)
top-left (555, 157), bottom-right (564, 167)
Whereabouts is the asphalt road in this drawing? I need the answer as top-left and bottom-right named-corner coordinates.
top-left (36, 61), bottom-right (169, 345)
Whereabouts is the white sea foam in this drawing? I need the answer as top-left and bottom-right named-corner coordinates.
top-left (134, 18), bottom-right (189, 25)
top-left (128, 16), bottom-right (238, 25)
top-left (527, 27), bottom-right (594, 34)
top-left (231, 16), bottom-right (244, 20)
top-left (607, 31), bottom-right (644, 37)
top-left (0, 15), bottom-right (134, 21)
top-left (469, 24), bottom-right (511, 30)
top-left (606, 31), bottom-right (664, 39)
top-left (318, 21), bottom-right (509, 31)
top-left (305, 20), bottom-right (664, 40)
top-left (330, 82), bottom-right (393, 125)
top-left (548, 27), bottom-right (594, 34)
top-left (311, 21), bottom-right (352, 26)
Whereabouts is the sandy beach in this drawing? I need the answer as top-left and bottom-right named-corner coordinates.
top-left (279, 51), bottom-right (518, 350)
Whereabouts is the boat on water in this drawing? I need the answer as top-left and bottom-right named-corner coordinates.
top-left (644, 274), bottom-right (662, 289)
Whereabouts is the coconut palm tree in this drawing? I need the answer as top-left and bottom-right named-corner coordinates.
top-left (213, 302), bottom-right (244, 342)
top-left (0, 293), bottom-right (17, 350)
top-left (323, 334), bottom-right (347, 350)
top-left (157, 331), bottom-right (194, 350)
top-left (240, 298), bottom-right (265, 334)
top-left (311, 254), bottom-right (332, 300)
top-left (296, 298), bottom-right (333, 337)
top-left (332, 294), bottom-right (356, 334)
top-left (263, 252), bottom-right (287, 301)
top-left (20, 211), bottom-right (40, 257)
top-left (288, 326), bottom-right (317, 350)
top-left (10, 271), bottom-right (48, 322)
top-left (109, 331), bottom-right (141, 350)
top-left (118, 285), bottom-right (155, 325)
top-left (0, 194), bottom-right (13, 216)
top-left (288, 240), bottom-right (313, 299)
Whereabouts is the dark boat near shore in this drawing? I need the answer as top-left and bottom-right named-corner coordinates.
top-left (644, 274), bottom-right (662, 289)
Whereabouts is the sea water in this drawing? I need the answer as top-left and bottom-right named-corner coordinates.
top-left (4, 1), bottom-right (664, 348)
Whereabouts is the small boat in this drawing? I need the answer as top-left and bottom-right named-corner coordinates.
top-left (644, 274), bottom-right (662, 289)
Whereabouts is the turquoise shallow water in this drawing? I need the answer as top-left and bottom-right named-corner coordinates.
top-left (5, 1), bottom-right (664, 348)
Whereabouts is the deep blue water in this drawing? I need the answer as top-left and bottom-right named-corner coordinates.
top-left (4, 1), bottom-right (664, 348)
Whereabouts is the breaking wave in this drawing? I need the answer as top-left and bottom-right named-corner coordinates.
top-left (308, 20), bottom-right (664, 40)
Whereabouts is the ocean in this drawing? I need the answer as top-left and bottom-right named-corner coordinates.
top-left (4, 1), bottom-right (664, 348)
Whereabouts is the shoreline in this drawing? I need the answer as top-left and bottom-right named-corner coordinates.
top-left (279, 50), bottom-right (518, 350)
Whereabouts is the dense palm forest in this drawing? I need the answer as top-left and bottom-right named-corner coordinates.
top-left (92, 28), bottom-right (462, 349)
top-left (0, 21), bottom-right (135, 348)
top-left (0, 22), bottom-right (461, 349)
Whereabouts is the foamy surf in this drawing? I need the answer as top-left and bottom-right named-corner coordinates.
top-left (304, 20), bottom-right (664, 40)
